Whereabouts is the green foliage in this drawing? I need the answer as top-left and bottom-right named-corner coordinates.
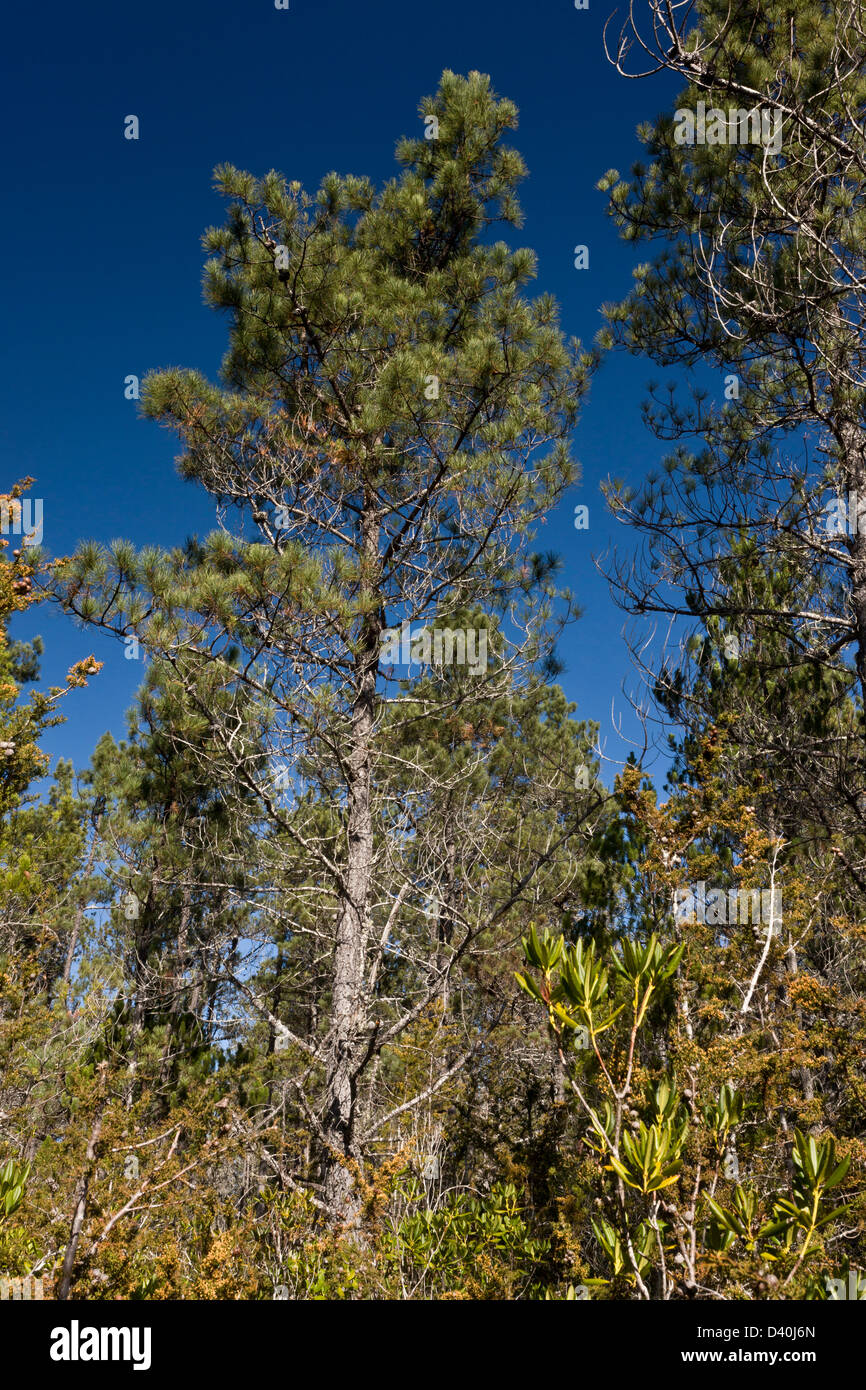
top-left (387, 1182), bottom-right (547, 1299)
top-left (1, 54), bottom-right (865, 1305)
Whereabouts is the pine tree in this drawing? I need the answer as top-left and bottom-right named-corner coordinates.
top-left (53, 72), bottom-right (594, 1222)
top-left (595, 0), bottom-right (866, 878)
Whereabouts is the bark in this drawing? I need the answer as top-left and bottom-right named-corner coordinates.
top-left (840, 419), bottom-right (866, 711)
top-left (57, 1104), bottom-right (104, 1300)
top-left (322, 501), bottom-right (380, 1223)
top-left (434, 828), bottom-right (457, 1012)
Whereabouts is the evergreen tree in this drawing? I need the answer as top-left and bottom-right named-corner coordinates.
top-left (597, 0), bottom-right (866, 859)
top-left (53, 71), bottom-right (594, 1221)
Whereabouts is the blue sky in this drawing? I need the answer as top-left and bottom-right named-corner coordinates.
top-left (3, 0), bottom-right (687, 786)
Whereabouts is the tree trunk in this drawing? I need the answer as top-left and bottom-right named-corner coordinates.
top-left (841, 420), bottom-right (866, 711)
top-left (322, 502), bottom-right (379, 1223)
top-left (57, 1104), bottom-right (104, 1300)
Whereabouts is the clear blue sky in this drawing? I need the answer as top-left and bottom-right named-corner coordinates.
top-left (3, 0), bottom-right (686, 785)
